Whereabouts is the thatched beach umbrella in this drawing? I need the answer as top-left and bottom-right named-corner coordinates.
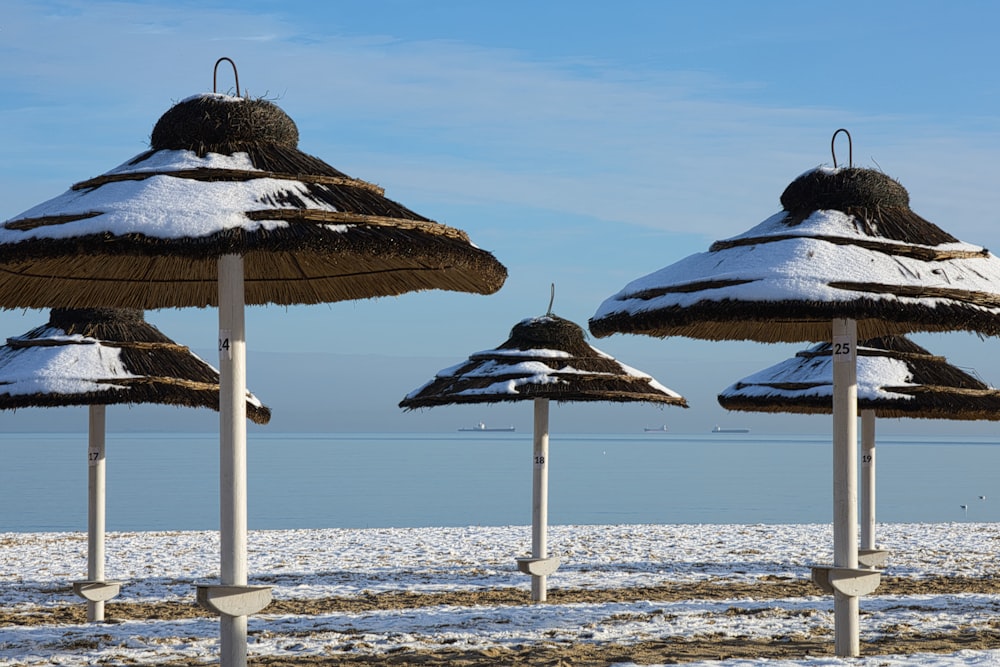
top-left (718, 335), bottom-right (1000, 567)
top-left (400, 309), bottom-right (687, 602)
top-left (0, 307), bottom-right (270, 622)
top-left (0, 60), bottom-right (506, 666)
top-left (0, 308), bottom-right (271, 420)
top-left (589, 132), bottom-right (1000, 656)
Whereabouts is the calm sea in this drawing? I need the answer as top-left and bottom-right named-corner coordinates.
top-left (2, 431), bottom-right (998, 532)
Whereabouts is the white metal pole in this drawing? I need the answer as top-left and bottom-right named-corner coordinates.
top-left (87, 404), bottom-right (106, 622)
top-left (219, 254), bottom-right (248, 667)
top-left (860, 409), bottom-right (876, 553)
top-left (832, 318), bottom-right (859, 657)
top-left (531, 398), bottom-right (550, 602)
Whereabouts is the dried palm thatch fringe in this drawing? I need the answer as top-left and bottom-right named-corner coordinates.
top-left (400, 314), bottom-right (688, 409)
top-left (0, 223), bottom-right (506, 309)
top-left (720, 386), bottom-right (1000, 421)
top-left (590, 294), bottom-right (1000, 343)
top-left (718, 335), bottom-right (1000, 420)
top-left (0, 92), bottom-right (507, 310)
top-left (0, 308), bottom-right (271, 424)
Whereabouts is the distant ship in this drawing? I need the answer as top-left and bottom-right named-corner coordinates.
top-left (712, 425), bottom-right (750, 434)
top-left (459, 422), bottom-right (515, 432)
top-left (644, 425), bottom-right (669, 432)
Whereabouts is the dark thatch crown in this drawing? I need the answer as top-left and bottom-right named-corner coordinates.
top-left (777, 167), bottom-right (958, 244)
top-left (501, 315), bottom-right (592, 355)
top-left (151, 94), bottom-right (299, 154)
top-left (50, 307), bottom-right (145, 331)
top-left (780, 168), bottom-right (909, 214)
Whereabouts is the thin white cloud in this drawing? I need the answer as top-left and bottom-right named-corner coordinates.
top-left (5, 1), bottom-right (1000, 243)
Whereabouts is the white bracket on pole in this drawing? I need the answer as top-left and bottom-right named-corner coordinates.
top-left (72, 580), bottom-right (123, 603)
top-left (810, 566), bottom-right (881, 597)
top-left (516, 556), bottom-right (560, 577)
top-left (196, 584), bottom-right (273, 617)
top-left (858, 549), bottom-right (890, 569)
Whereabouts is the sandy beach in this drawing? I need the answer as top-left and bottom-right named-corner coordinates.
top-left (3, 523), bottom-right (1000, 666)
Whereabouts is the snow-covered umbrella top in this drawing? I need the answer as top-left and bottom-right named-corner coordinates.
top-left (589, 163), bottom-right (1000, 343)
top-left (0, 85), bottom-right (507, 309)
top-left (400, 313), bottom-right (687, 408)
top-left (718, 335), bottom-right (1000, 421)
top-left (0, 308), bottom-right (271, 424)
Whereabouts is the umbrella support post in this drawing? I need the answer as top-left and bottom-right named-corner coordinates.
top-left (73, 405), bottom-right (122, 621)
top-left (517, 398), bottom-right (560, 602)
top-left (810, 343), bottom-right (884, 642)
top-left (859, 410), bottom-right (889, 568)
top-left (214, 254), bottom-right (264, 667)
top-left (831, 317), bottom-right (867, 657)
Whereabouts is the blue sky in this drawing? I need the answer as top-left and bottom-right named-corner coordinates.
top-left (3, 0), bottom-right (1000, 435)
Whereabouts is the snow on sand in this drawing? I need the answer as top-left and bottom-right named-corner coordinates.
top-left (2, 522), bottom-right (1000, 666)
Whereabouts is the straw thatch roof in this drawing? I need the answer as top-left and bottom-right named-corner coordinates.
top-left (0, 308), bottom-right (271, 424)
top-left (589, 165), bottom-right (1000, 343)
top-left (400, 314), bottom-right (687, 408)
top-left (0, 93), bottom-right (506, 310)
top-left (718, 335), bottom-right (1000, 420)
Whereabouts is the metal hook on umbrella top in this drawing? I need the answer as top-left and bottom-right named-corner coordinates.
top-left (213, 57), bottom-right (240, 96)
top-left (831, 128), bottom-right (852, 169)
